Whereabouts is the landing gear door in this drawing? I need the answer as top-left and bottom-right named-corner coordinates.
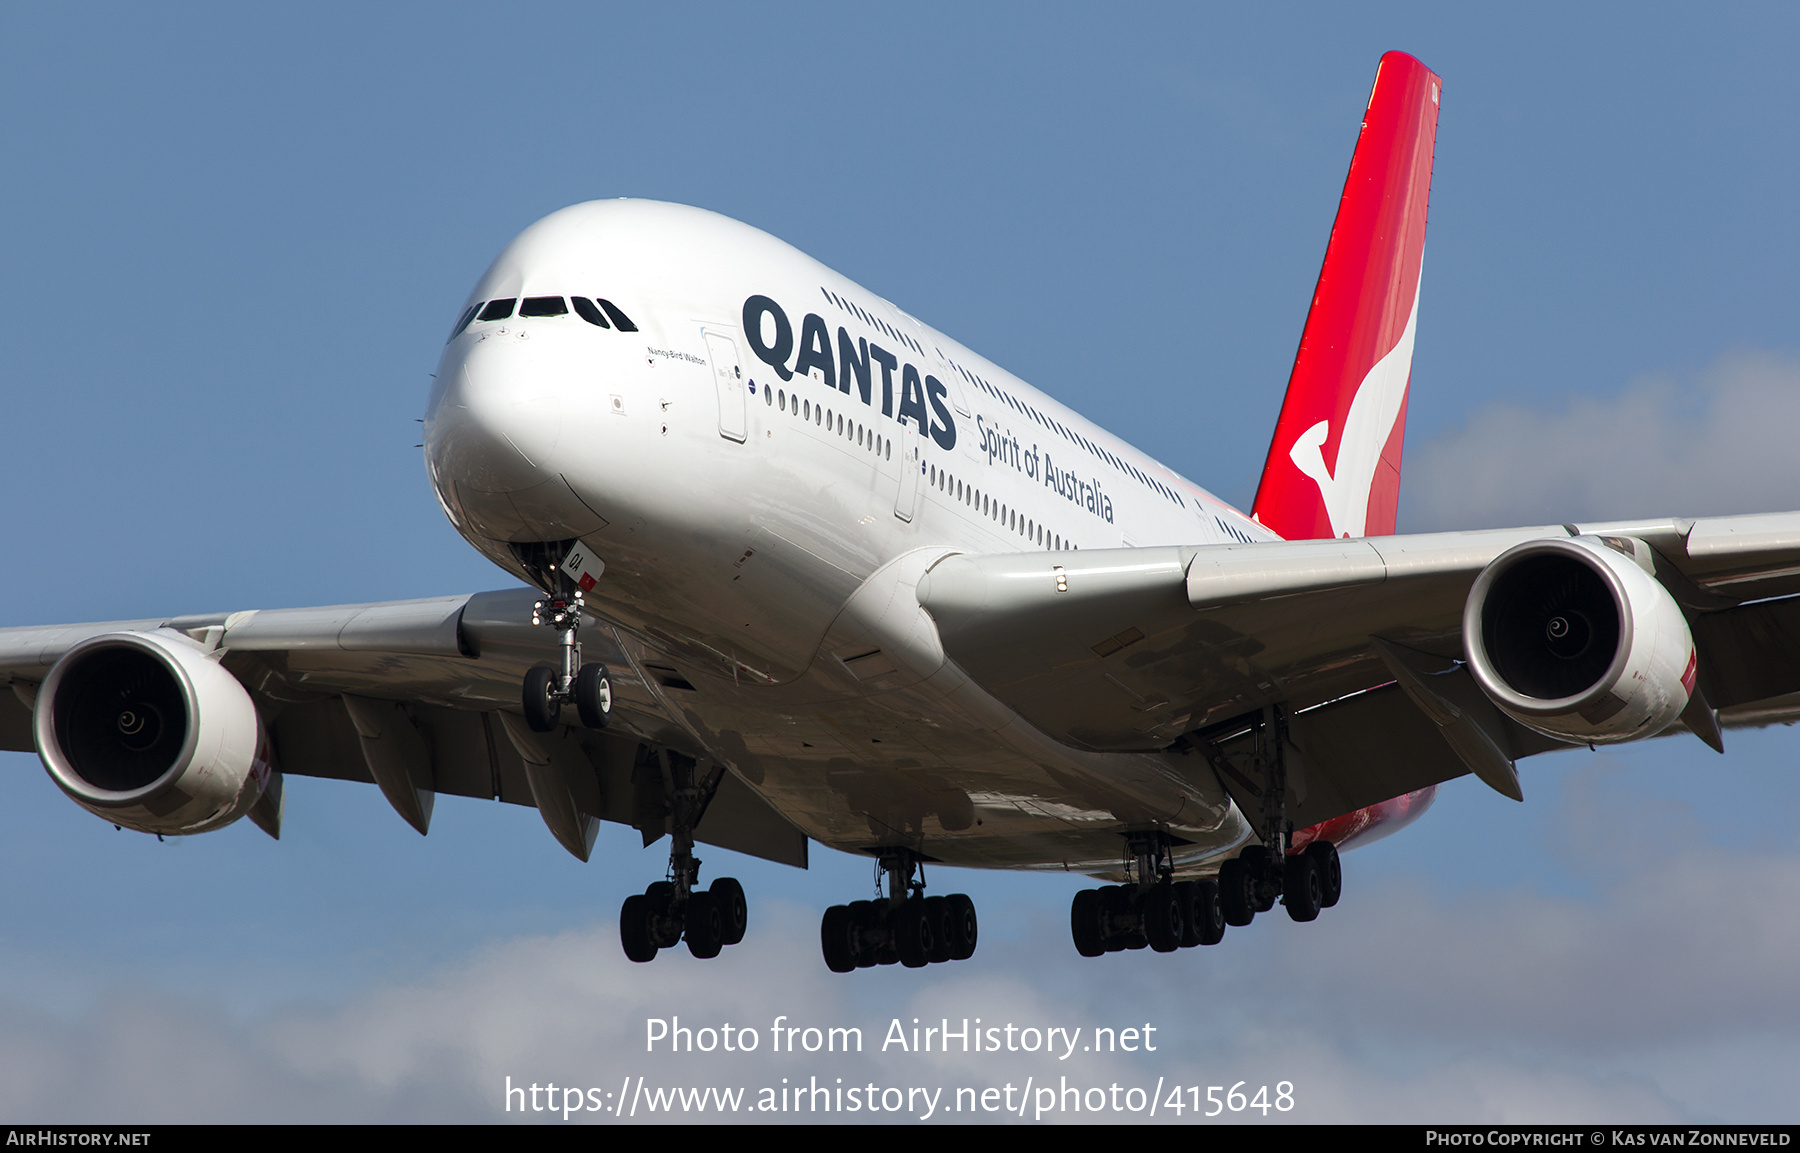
top-left (704, 330), bottom-right (747, 443)
top-left (893, 419), bottom-right (921, 523)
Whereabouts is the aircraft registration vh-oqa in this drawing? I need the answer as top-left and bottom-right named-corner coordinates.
top-left (7, 52), bottom-right (1794, 971)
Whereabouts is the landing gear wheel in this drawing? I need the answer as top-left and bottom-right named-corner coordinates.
top-left (1283, 852), bottom-right (1322, 923)
top-left (945, 894), bottom-right (978, 961)
top-left (1307, 840), bottom-right (1342, 908)
top-left (620, 893), bottom-right (657, 963)
top-left (645, 881), bottom-right (683, 948)
top-left (710, 877), bottom-right (747, 945)
top-left (1071, 889), bottom-right (1105, 957)
top-left (1191, 878), bottom-right (1226, 946)
top-left (1144, 882), bottom-right (1183, 953)
top-left (1219, 858), bottom-right (1256, 927)
top-left (685, 891), bottom-right (724, 958)
top-left (1174, 881), bottom-right (1203, 948)
top-left (895, 900), bottom-right (933, 968)
top-left (923, 896), bottom-right (954, 964)
top-left (849, 900), bottom-right (883, 967)
top-left (574, 662), bottom-right (612, 729)
top-left (821, 905), bottom-right (855, 973)
top-left (523, 665), bottom-right (560, 732)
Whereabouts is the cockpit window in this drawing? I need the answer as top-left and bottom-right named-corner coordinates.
top-left (449, 303), bottom-right (480, 341)
top-left (596, 299), bottom-right (638, 332)
top-left (571, 297), bottom-right (611, 328)
top-left (519, 296), bottom-right (568, 318)
top-left (478, 298), bottom-right (517, 321)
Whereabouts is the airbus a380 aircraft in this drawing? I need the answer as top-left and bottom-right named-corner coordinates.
top-left (7, 53), bottom-right (1798, 972)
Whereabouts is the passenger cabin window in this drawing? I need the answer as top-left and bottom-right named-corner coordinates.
top-left (520, 296), bottom-right (568, 317)
top-left (596, 299), bottom-right (638, 332)
top-left (571, 297), bottom-right (611, 328)
top-left (478, 298), bottom-right (517, 321)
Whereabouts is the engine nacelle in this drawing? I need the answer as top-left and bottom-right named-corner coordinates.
top-left (34, 630), bottom-right (274, 835)
top-left (1463, 536), bottom-right (1696, 744)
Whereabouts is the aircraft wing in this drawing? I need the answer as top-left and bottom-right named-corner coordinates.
top-left (915, 511), bottom-right (1800, 825)
top-left (0, 588), bottom-right (808, 867)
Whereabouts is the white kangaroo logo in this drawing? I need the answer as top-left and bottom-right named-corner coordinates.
top-left (1289, 275), bottom-right (1421, 539)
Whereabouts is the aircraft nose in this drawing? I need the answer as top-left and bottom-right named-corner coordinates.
top-left (427, 330), bottom-right (564, 496)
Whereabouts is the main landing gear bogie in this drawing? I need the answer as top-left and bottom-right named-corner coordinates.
top-left (1071, 877), bottom-right (1227, 957)
top-left (1214, 838), bottom-right (1343, 933)
top-left (821, 849), bottom-right (978, 973)
top-left (1069, 832), bottom-right (1340, 958)
top-left (618, 748), bottom-right (747, 963)
top-left (622, 875), bottom-right (748, 962)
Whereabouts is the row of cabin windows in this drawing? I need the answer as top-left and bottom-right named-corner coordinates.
top-left (764, 375), bottom-right (1071, 549)
top-left (944, 358), bottom-right (1185, 509)
top-left (765, 382), bottom-right (892, 461)
top-left (927, 462), bottom-right (1073, 552)
top-left (817, 281), bottom-right (1180, 513)
top-left (818, 286), bottom-right (924, 358)
top-left (450, 296), bottom-right (637, 340)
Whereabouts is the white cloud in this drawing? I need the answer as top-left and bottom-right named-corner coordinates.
top-left (1403, 353), bottom-right (1800, 531)
top-left (0, 760), bottom-right (1792, 1123)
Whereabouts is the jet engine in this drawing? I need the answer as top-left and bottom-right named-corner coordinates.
top-left (34, 630), bottom-right (274, 835)
top-left (1462, 536), bottom-right (1696, 744)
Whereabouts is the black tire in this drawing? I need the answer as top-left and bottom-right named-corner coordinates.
top-left (620, 894), bottom-right (657, 963)
top-left (574, 662), bottom-right (612, 729)
top-left (1192, 878), bottom-right (1226, 946)
top-left (1144, 882), bottom-right (1183, 953)
top-left (1070, 889), bottom-right (1105, 957)
top-left (945, 894), bottom-right (978, 961)
top-left (1283, 852), bottom-right (1322, 923)
top-left (685, 891), bottom-right (724, 958)
top-left (1174, 881), bottom-right (1203, 948)
top-left (821, 905), bottom-right (855, 973)
top-left (1096, 886), bottom-right (1126, 951)
top-left (923, 896), bottom-right (953, 964)
top-left (1307, 840), bottom-right (1342, 908)
top-left (523, 665), bottom-right (560, 732)
top-left (645, 881), bottom-right (682, 948)
top-left (711, 877), bottom-right (747, 945)
top-left (848, 900), bottom-right (884, 967)
top-left (1219, 858), bottom-right (1256, 927)
top-left (895, 899), bottom-right (933, 968)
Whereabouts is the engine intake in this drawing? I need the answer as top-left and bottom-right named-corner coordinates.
top-left (35, 630), bottom-right (274, 835)
top-left (1463, 536), bottom-right (1695, 744)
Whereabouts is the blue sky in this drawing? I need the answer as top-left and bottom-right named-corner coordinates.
top-left (2, 3), bottom-right (1798, 1123)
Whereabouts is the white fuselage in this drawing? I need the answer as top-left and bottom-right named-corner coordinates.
top-left (424, 200), bottom-right (1276, 875)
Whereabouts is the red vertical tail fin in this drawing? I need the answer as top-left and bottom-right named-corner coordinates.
top-left (1252, 52), bottom-right (1440, 541)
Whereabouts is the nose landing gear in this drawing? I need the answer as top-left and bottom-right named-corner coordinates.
top-left (524, 591), bottom-right (613, 733)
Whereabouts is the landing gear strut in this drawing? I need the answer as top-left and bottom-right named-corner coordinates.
top-left (1205, 704), bottom-right (1341, 930)
top-left (820, 848), bottom-right (977, 973)
top-left (620, 748), bottom-right (748, 962)
top-left (1069, 832), bottom-right (1225, 957)
top-left (524, 590), bottom-right (612, 733)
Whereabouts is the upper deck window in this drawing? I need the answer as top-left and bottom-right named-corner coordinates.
top-left (519, 296), bottom-right (569, 318)
top-left (478, 299), bottom-right (517, 321)
top-left (571, 297), bottom-right (611, 328)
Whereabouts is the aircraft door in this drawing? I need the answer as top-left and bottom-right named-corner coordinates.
top-left (893, 420), bottom-right (921, 522)
top-left (704, 330), bottom-right (748, 443)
